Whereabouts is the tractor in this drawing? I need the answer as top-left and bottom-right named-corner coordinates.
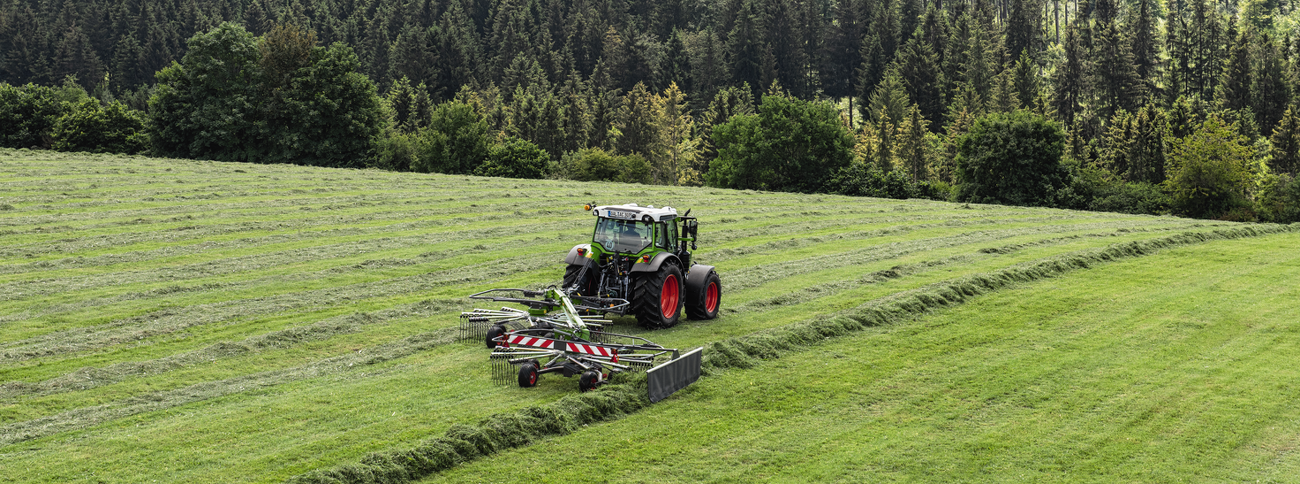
top-left (562, 203), bottom-right (721, 328)
top-left (457, 203), bottom-right (717, 397)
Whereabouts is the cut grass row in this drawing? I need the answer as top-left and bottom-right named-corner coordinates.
top-left (0, 149), bottom-right (1278, 482)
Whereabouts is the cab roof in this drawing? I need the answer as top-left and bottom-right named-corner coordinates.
top-left (592, 203), bottom-right (678, 222)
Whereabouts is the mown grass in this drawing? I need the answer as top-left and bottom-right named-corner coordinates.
top-left (426, 232), bottom-right (1300, 483)
top-left (0, 148), bottom-right (1287, 482)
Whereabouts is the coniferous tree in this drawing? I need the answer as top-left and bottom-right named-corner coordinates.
top-left (988, 69), bottom-right (1019, 113)
top-left (897, 104), bottom-right (930, 182)
top-left (386, 76), bottom-right (418, 132)
top-left (822, 0), bottom-right (867, 99)
top-left (699, 83), bottom-right (756, 168)
top-left (867, 68), bottom-right (911, 128)
top-left (1253, 32), bottom-right (1292, 133)
top-left (615, 82), bottom-right (661, 159)
top-left (1005, 0), bottom-right (1042, 60)
top-left (1271, 107), bottom-right (1300, 176)
top-left (1216, 22), bottom-right (1253, 115)
top-left (856, 32), bottom-right (888, 104)
top-left (1130, 0), bottom-right (1161, 102)
top-left (1012, 51), bottom-right (1039, 110)
top-left (661, 29), bottom-right (692, 93)
top-left (1091, 19), bottom-right (1142, 120)
top-left (894, 31), bottom-right (944, 130)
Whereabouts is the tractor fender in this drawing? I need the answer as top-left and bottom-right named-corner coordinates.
top-left (564, 244), bottom-right (592, 265)
top-left (630, 252), bottom-right (681, 273)
top-left (684, 264), bottom-right (717, 292)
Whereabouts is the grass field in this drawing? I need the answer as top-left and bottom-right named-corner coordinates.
top-left (1, 148), bottom-right (1296, 482)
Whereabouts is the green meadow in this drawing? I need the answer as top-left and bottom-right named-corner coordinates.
top-left (1, 148), bottom-right (1295, 482)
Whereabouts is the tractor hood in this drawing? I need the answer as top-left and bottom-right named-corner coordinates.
top-left (592, 203), bottom-right (678, 222)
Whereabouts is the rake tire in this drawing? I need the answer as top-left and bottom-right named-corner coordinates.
top-left (518, 363), bottom-right (539, 388)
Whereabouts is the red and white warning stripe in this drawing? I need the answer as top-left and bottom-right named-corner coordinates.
top-left (566, 342), bottom-right (613, 357)
top-left (504, 334), bottom-right (556, 349)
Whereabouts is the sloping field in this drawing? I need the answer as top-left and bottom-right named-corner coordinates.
top-left (0, 148), bottom-right (1294, 482)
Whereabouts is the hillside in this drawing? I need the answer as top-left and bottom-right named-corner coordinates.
top-left (0, 148), bottom-right (1295, 482)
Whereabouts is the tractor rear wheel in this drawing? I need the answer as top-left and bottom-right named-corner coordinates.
top-left (518, 363), bottom-right (539, 388)
top-left (633, 263), bottom-right (682, 329)
top-left (686, 270), bottom-right (722, 320)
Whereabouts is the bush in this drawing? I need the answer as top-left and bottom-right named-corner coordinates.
top-left (707, 94), bottom-right (854, 193)
top-left (1255, 174), bottom-right (1300, 223)
top-left (0, 79), bottom-right (89, 149)
top-left (372, 130), bottom-right (418, 171)
top-left (1089, 181), bottom-right (1170, 214)
top-left (558, 148), bottom-right (652, 184)
top-left (830, 162), bottom-right (951, 200)
top-left (411, 101), bottom-right (491, 174)
top-left (149, 22), bottom-right (383, 166)
top-left (954, 110), bottom-right (1067, 207)
top-left (1163, 115), bottom-right (1254, 219)
top-left (475, 137), bottom-right (548, 179)
top-left (51, 100), bottom-right (149, 154)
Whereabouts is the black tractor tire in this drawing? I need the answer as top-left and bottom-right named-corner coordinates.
top-left (632, 263), bottom-right (683, 329)
top-left (578, 370), bottom-right (600, 392)
top-left (686, 270), bottom-right (722, 320)
top-left (486, 324), bottom-right (507, 349)
top-left (518, 363), bottom-right (539, 388)
top-left (562, 263), bottom-right (597, 296)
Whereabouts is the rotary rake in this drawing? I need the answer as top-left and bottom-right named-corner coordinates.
top-left (460, 287), bottom-right (701, 399)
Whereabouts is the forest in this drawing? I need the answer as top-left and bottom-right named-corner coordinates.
top-left (3, 0), bottom-right (1300, 220)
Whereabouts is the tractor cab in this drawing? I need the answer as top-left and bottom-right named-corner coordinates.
top-left (588, 203), bottom-right (696, 266)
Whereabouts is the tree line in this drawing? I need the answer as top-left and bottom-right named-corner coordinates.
top-left (2, 0), bottom-right (1300, 221)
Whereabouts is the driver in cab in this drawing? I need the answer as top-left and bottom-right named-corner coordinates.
top-left (618, 221), bottom-right (649, 247)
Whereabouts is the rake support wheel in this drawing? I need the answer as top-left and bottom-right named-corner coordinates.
top-left (518, 363), bottom-right (539, 388)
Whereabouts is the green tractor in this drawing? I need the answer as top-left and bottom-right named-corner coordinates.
top-left (562, 203), bottom-right (721, 329)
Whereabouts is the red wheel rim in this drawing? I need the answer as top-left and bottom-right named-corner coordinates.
top-left (660, 274), bottom-right (679, 319)
top-left (528, 369), bottom-right (537, 386)
top-left (705, 282), bottom-right (719, 313)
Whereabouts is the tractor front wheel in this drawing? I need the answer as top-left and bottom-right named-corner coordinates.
top-left (633, 263), bottom-right (683, 329)
top-left (686, 270), bottom-right (722, 320)
top-left (562, 263), bottom-right (597, 296)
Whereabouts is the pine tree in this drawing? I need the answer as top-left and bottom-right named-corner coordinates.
top-left (1270, 106), bottom-right (1300, 176)
top-left (856, 32), bottom-right (888, 104)
top-left (1012, 51), bottom-right (1039, 110)
top-left (661, 29), bottom-right (692, 93)
top-left (657, 82), bottom-right (700, 185)
top-left (385, 76), bottom-right (417, 132)
top-left (615, 82), bottom-right (662, 160)
top-left (1005, 0), bottom-right (1041, 60)
top-left (1130, 0), bottom-right (1161, 103)
top-left (822, 0), bottom-right (867, 99)
top-left (988, 68), bottom-right (1019, 113)
top-left (1091, 20), bottom-right (1142, 120)
top-left (897, 104), bottom-right (930, 182)
top-left (727, 0), bottom-right (772, 98)
top-left (1216, 22), bottom-right (1253, 114)
top-left (1253, 32), bottom-right (1292, 134)
top-left (867, 68), bottom-right (911, 128)
top-left (895, 31), bottom-right (944, 130)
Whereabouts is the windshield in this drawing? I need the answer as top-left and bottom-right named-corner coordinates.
top-left (593, 217), bottom-right (652, 254)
